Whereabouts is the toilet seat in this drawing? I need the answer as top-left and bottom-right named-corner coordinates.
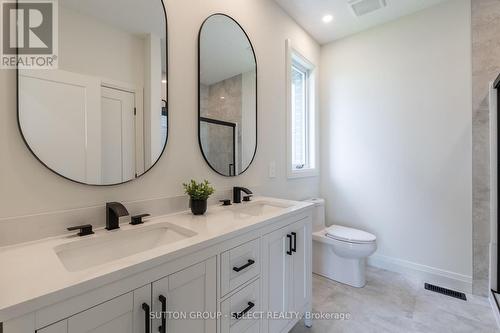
top-left (325, 225), bottom-right (376, 244)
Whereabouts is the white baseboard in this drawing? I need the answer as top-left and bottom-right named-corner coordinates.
top-left (490, 291), bottom-right (500, 329)
top-left (367, 254), bottom-right (472, 294)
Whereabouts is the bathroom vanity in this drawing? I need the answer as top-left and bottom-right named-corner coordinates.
top-left (0, 198), bottom-right (312, 333)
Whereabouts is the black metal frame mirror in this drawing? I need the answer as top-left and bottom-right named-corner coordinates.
top-left (198, 13), bottom-right (257, 177)
top-left (17, 0), bottom-right (168, 186)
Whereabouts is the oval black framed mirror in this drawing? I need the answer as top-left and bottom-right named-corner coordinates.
top-left (17, 0), bottom-right (168, 185)
top-left (198, 14), bottom-right (257, 177)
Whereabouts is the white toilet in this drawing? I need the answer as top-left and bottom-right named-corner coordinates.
top-left (306, 198), bottom-right (377, 288)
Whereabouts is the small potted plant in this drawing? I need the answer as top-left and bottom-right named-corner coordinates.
top-left (183, 179), bottom-right (215, 215)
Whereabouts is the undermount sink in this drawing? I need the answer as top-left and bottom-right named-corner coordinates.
top-left (54, 222), bottom-right (196, 272)
top-left (230, 201), bottom-right (292, 217)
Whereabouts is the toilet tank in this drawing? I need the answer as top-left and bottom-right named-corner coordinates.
top-left (304, 198), bottom-right (325, 232)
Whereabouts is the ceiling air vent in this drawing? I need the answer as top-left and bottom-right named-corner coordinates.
top-left (348, 0), bottom-right (387, 17)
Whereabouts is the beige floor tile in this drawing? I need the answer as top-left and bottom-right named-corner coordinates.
top-left (291, 267), bottom-right (499, 333)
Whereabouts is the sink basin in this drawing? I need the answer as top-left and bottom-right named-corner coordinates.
top-left (230, 201), bottom-right (292, 217)
top-left (54, 222), bottom-right (196, 272)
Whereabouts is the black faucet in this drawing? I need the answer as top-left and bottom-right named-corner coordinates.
top-left (106, 202), bottom-right (129, 230)
top-left (233, 187), bottom-right (253, 204)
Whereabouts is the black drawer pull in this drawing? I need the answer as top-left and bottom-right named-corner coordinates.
top-left (291, 232), bottom-right (297, 253)
top-left (142, 303), bottom-right (150, 333)
top-left (233, 301), bottom-right (255, 320)
top-left (233, 259), bottom-right (255, 272)
top-left (286, 234), bottom-right (292, 255)
top-left (159, 295), bottom-right (166, 333)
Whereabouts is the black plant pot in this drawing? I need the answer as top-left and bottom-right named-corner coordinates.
top-left (190, 199), bottom-right (207, 215)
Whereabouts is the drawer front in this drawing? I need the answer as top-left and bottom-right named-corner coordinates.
top-left (220, 279), bottom-right (261, 333)
top-left (221, 238), bottom-right (260, 295)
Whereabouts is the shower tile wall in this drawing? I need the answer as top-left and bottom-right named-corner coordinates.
top-left (472, 0), bottom-right (500, 296)
top-left (200, 75), bottom-right (243, 174)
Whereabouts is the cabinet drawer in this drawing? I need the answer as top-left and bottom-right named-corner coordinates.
top-left (220, 279), bottom-right (260, 333)
top-left (221, 238), bottom-right (260, 295)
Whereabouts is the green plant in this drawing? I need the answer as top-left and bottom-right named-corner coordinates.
top-left (183, 179), bottom-right (215, 201)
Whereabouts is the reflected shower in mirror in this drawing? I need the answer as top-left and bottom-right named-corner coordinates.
top-left (18, 0), bottom-right (167, 185)
top-left (198, 14), bottom-right (257, 177)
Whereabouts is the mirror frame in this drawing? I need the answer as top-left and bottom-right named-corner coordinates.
top-left (16, 0), bottom-right (169, 186)
top-left (197, 13), bottom-right (258, 177)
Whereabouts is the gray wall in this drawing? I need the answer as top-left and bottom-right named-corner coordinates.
top-left (471, 0), bottom-right (500, 296)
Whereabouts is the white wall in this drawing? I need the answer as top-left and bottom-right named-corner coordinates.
top-left (144, 34), bottom-right (163, 168)
top-left (0, 0), bottom-right (320, 224)
top-left (320, 0), bottom-right (472, 279)
top-left (59, 6), bottom-right (145, 87)
top-left (242, 70), bottom-right (257, 170)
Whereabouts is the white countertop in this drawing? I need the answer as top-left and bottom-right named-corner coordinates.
top-left (0, 197), bottom-right (312, 322)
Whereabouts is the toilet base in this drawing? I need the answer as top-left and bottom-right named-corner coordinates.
top-left (313, 241), bottom-right (367, 288)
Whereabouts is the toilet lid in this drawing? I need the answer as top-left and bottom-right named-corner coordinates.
top-left (325, 225), bottom-right (376, 243)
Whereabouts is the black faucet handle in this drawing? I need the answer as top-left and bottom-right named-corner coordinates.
top-left (243, 195), bottom-right (253, 202)
top-left (67, 224), bottom-right (94, 236)
top-left (220, 199), bottom-right (232, 206)
top-left (130, 214), bottom-right (150, 225)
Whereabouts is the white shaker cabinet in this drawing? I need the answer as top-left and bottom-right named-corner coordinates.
top-left (262, 217), bottom-right (312, 333)
top-left (289, 220), bottom-right (311, 315)
top-left (37, 287), bottom-right (150, 333)
top-left (37, 258), bottom-right (217, 333)
top-left (152, 257), bottom-right (217, 333)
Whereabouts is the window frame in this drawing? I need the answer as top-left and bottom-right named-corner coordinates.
top-left (286, 39), bottom-right (318, 179)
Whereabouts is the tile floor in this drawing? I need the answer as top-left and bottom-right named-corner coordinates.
top-left (291, 267), bottom-right (499, 333)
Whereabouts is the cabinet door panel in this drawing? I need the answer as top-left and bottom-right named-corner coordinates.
top-left (91, 314), bottom-right (132, 333)
top-left (133, 284), bottom-right (152, 333)
top-left (62, 286), bottom-right (152, 333)
top-left (152, 257), bottom-right (216, 333)
top-left (263, 226), bottom-right (291, 333)
top-left (290, 218), bottom-right (311, 314)
top-left (37, 320), bottom-right (67, 333)
top-left (68, 293), bottom-right (133, 333)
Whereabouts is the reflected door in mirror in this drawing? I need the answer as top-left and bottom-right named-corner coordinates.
top-left (18, 0), bottom-right (168, 185)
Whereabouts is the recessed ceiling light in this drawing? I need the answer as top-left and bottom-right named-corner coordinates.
top-left (322, 14), bottom-right (333, 23)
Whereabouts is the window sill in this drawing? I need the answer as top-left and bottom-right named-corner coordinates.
top-left (287, 168), bottom-right (319, 179)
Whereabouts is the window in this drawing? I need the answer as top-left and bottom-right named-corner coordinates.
top-left (291, 62), bottom-right (309, 170)
top-left (287, 41), bottom-right (317, 178)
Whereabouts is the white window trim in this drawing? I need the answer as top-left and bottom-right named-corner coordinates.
top-left (286, 39), bottom-right (319, 179)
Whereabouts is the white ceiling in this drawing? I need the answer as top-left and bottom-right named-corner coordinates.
top-left (273, 0), bottom-right (450, 44)
top-left (61, 0), bottom-right (166, 37)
